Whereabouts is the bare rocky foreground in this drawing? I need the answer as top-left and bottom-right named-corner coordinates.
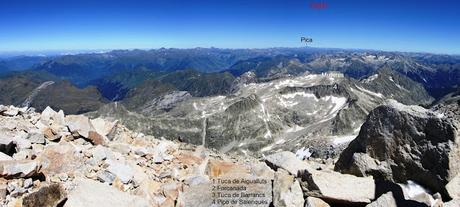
top-left (0, 103), bottom-right (459, 207)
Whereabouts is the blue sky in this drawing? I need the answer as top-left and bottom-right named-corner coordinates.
top-left (0, 0), bottom-right (459, 54)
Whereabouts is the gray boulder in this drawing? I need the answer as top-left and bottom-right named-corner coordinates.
top-left (265, 151), bottom-right (313, 175)
top-left (65, 115), bottom-right (95, 138)
top-left (0, 160), bottom-right (40, 178)
top-left (105, 159), bottom-right (135, 184)
top-left (335, 100), bottom-right (460, 198)
top-left (28, 133), bottom-right (46, 144)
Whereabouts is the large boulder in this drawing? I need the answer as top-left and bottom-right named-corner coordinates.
top-left (38, 142), bottom-right (84, 174)
top-left (105, 159), bottom-right (135, 184)
top-left (0, 160), bottom-right (40, 178)
top-left (273, 169), bottom-right (304, 207)
top-left (40, 106), bottom-right (65, 126)
top-left (298, 169), bottom-right (376, 205)
top-left (22, 184), bottom-right (67, 207)
top-left (265, 151), bottom-right (375, 205)
top-left (176, 183), bottom-right (213, 207)
top-left (39, 106), bottom-right (69, 140)
top-left (335, 100), bottom-right (460, 198)
top-left (265, 151), bottom-right (313, 175)
top-left (90, 118), bottom-right (117, 136)
top-left (65, 115), bottom-right (95, 138)
top-left (64, 178), bottom-right (149, 207)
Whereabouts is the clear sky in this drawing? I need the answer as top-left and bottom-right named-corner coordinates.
top-left (1, 0), bottom-right (459, 54)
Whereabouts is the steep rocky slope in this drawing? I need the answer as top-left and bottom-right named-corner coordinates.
top-left (94, 69), bottom-right (235, 102)
top-left (360, 68), bottom-right (434, 105)
top-left (91, 71), bottom-right (432, 158)
top-left (0, 73), bottom-right (107, 114)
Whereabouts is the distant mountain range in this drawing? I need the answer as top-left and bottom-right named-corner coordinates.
top-left (0, 48), bottom-right (458, 112)
top-left (0, 47), bottom-right (459, 154)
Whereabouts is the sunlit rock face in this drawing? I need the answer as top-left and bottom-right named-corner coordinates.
top-left (335, 100), bottom-right (460, 199)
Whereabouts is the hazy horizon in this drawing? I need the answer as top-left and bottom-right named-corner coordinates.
top-left (1, 46), bottom-right (459, 58)
top-left (1, 0), bottom-right (459, 55)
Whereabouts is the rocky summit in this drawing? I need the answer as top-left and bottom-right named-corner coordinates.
top-left (0, 102), bottom-right (459, 207)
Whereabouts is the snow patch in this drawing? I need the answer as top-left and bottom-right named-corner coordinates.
top-left (322, 96), bottom-right (348, 115)
top-left (260, 145), bottom-right (273, 152)
top-left (260, 103), bottom-right (272, 139)
top-left (278, 98), bottom-right (298, 107)
top-left (332, 134), bottom-right (357, 145)
top-left (400, 181), bottom-right (435, 205)
top-left (356, 85), bottom-right (384, 98)
top-left (281, 92), bottom-right (316, 99)
top-left (275, 139), bottom-right (285, 145)
top-left (275, 79), bottom-right (304, 89)
top-left (295, 147), bottom-right (312, 160)
top-left (285, 125), bottom-right (305, 133)
top-left (436, 113), bottom-right (445, 119)
top-left (363, 74), bottom-right (379, 83)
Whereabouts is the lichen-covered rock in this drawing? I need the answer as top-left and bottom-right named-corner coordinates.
top-left (22, 184), bottom-right (66, 207)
